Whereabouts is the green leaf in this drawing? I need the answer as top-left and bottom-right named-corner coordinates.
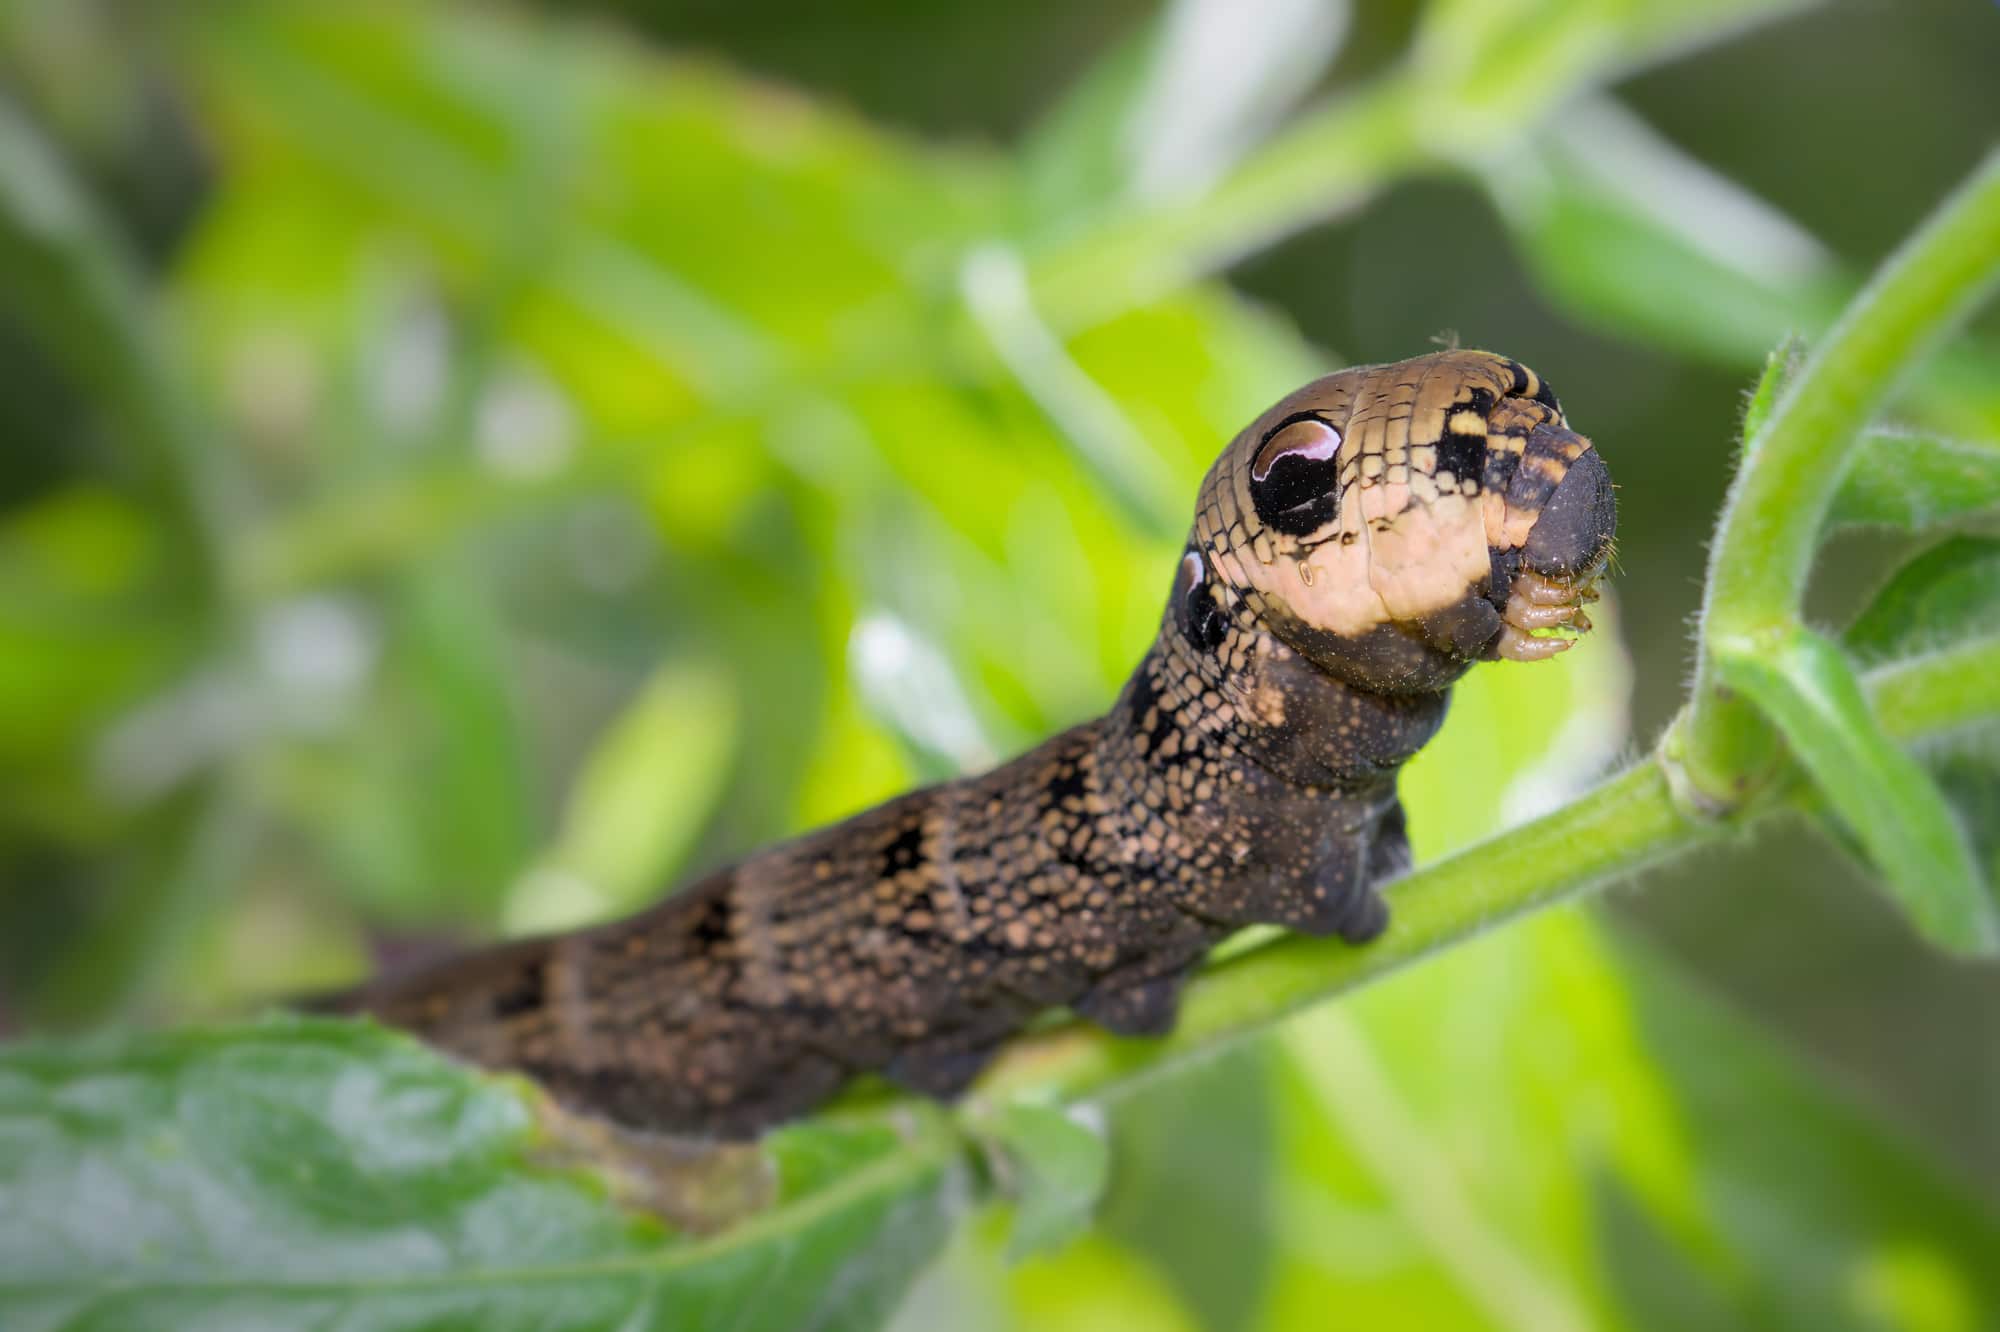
top-left (1846, 538), bottom-right (2000, 661)
top-left (1741, 333), bottom-right (1805, 451)
top-left (1002, 1230), bottom-right (1204, 1332)
top-left (1845, 544), bottom-right (2000, 917)
top-left (1829, 432), bottom-right (2000, 533)
top-left (0, 1018), bottom-right (967, 1331)
top-left (1248, 911), bottom-right (2000, 1332)
top-left (980, 1101), bottom-right (1110, 1261)
top-left (1713, 627), bottom-right (1997, 955)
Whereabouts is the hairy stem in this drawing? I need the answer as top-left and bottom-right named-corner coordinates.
top-left (1682, 148), bottom-right (2000, 805)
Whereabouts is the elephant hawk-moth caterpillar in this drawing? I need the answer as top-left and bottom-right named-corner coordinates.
top-left (326, 349), bottom-right (1616, 1140)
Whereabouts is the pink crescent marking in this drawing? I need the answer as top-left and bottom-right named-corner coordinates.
top-left (1252, 419), bottom-right (1342, 482)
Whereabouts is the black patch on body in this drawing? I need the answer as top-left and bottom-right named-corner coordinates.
top-left (881, 821), bottom-right (926, 875)
top-left (1502, 360), bottom-right (1561, 414)
top-left (491, 964), bottom-right (545, 1018)
top-left (1435, 429), bottom-right (1486, 485)
top-left (689, 890), bottom-right (733, 948)
top-left (1122, 663), bottom-right (1179, 756)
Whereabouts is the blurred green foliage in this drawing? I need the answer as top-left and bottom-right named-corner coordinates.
top-left (2, 0), bottom-right (1999, 1329)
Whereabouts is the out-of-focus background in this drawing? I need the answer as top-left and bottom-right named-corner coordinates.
top-left (2, 1), bottom-right (1998, 1327)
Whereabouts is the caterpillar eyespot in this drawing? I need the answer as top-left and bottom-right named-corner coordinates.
top-left (1175, 547), bottom-right (1229, 652)
top-left (1249, 415), bottom-right (1343, 536)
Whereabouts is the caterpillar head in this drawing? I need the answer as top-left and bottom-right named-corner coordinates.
top-left (1182, 350), bottom-right (1615, 694)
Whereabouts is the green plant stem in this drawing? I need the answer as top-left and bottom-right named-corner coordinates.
top-left (1867, 635), bottom-right (2000, 739)
top-left (1682, 148), bottom-right (2000, 806)
top-left (965, 633), bottom-right (2000, 1113)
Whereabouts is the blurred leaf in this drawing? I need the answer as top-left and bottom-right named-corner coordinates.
top-left (1829, 431), bottom-right (2000, 533)
top-left (1413, 0), bottom-right (1816, 130)
top-left (1489, 98), bottom-right (2000, 435)
top-left (1096, 1043), bottom-right (1278, 1332)
top-left (393, 553), bottom-right (536, 923)
top-left (508, 660), bottom-right (738, 933)
top-left (20, 779), bottom-right (257, 1029)
top-left (1245, 905), bottom-right (2000, 1332)
top-left (1592, 1174), bottom-right (1757, 1332)
top-left (0, 1018), bottom-right (968, 1331)
top-left (1005, 1232), bottom-right (1203, 1332)
top-left (981, 1101), bottom-right (1111, 1261)
top-left (1846, 538), bottom-right (2000, 662)
top-left (962, 244), bottom-right (1186, 535)
top-left (1279, 1007), bottom-right (1600, 1332)
top-left (1020, 25), bottom-right (1156, 225)
top-left (1611, 934), bottom-right (2000, 1331)
top-left (1488, 97), bottom-right (1841, 368)
top-left (1024, 0), bottom-right (1348, 222)
top-left (0, 83), bottom-right (240, 588)
top-left (1026, 0), bottom-right (1820, 329)
top-left (181, 3), bottom-right (1001, 407)
top-left (1250, 911), bottom-right (1706, 1332)
top-left (0, 62), bottom-right (265, 1034)
top-left (0, 488), bottom-right (189, 789)
top-left (1714, 628), bottom-right (1996, 955)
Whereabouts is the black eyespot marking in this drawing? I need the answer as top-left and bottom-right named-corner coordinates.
top-left (1250, 415), bottom-right (1342, 536)
top-left (1175, 547), bottom-right (1229, 652)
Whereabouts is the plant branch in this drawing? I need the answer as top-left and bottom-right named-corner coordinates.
top-left (1682, 148), bottom-right (2000, 805)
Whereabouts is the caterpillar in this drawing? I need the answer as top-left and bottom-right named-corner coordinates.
top-left (326, 349), bottom-right (1616, 1140)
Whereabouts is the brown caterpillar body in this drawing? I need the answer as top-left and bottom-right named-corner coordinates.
top-left (328, 350), bottom-right (1616, 1140)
